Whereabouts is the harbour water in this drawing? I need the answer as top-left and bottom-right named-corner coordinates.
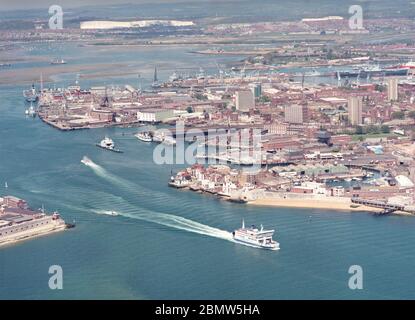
top-left (1, 44), bottom-right (415, 299)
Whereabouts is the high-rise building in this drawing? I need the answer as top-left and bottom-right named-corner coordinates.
top-left (284, 104), bottom-right (308, 124)
top-left (249, 83), bottom-right (262, 98)
top-left (348, 96), bottom-right (363, 125)
top-left (235, 90), bottom-right (255, 112)
top-left (387, 78), bottom-right (399, 101)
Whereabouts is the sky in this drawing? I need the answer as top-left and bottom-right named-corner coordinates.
top-left (0, 0), bottom-right (151, 10)
top-left (0, 0), bottom-right (274, 11)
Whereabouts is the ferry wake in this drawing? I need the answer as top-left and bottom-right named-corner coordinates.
top-left (81, 156), bottom-right (279, 251)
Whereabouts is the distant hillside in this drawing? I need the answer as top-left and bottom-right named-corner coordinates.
top-left (0, 0), bottom-right (414, 29)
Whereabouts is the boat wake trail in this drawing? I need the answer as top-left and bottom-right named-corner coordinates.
top-left (92, 209), bottom-right (119, 216)
top-left (81, 156), bottom-right (203, 213)
top-left (81, 156), bottom-right (233, 242)
top-left (121, 211), bottom-right (233, 241)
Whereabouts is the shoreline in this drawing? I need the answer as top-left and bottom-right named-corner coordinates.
top-left (248, 198), bottom-right (413, 216)
top-left (171, 185), bottom-right (414, 217)
top-left (0, 224), bottom-right (67, 248)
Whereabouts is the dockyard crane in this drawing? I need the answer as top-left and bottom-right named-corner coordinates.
top-left (138, 73), bottom-right (142, 92)
top-left (240, 61), bottom-right (248, 79)
top-left (215, 61), bottom-right (224, 84)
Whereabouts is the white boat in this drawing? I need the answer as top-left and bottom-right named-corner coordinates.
top-left (232, 220), bottom-right (279, 250)
top-left (96, 136), bottom-right (123, 153)
top-left (135, 132), bottom-right (152, 142)
top-left (152, 132), bottom-right (165, 143)
top-left (50, 58), bottom-right (67, 65)
top-left (81, 156), bottom-right (94, 166)
top-left (162, 136), bottom-right (176, 146)
top-left (26, 103), bottom-right (36, 117)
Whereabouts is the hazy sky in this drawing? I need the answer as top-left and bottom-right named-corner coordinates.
top-left (0, 0), bottom-right (157, 10)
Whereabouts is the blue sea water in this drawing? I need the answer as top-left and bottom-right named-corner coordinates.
top-left (0, 43), bottom-right (415, 300)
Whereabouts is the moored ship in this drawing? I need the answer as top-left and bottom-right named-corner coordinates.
top-left (0, 195), bottom-right (70, 247)
top-left (232, 220), bottom-right (279, 250)
top-left (162, 135), bottom-right (177, 145)
top-left (23, 84), bottom-right (39, 102)
top-left (336, 65), bottom-right (409, 78)
top-left (135, 132), bottom-right (152, 142)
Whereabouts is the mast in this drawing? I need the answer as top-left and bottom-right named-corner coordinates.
top-left (40, 73), bottom-right (43, 92)
top-left (153, 66), bottom-right (158, 83)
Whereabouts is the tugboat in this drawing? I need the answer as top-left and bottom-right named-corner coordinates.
top-left (135, 132), bottom-right (152, 142)
top-left (232, 220), bottom-right (279, 250)
top-left (96, 136), bottom-right (123, 153)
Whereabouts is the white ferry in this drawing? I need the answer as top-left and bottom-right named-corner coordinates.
top-left (232, 220), bottom-right (279, 250)
top-left (135, 132), bottom-right (152, 142)
top-left (96, 136), bottom-right (123, 153)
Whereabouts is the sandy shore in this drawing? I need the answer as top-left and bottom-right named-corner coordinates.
top-left (248, 198), bottom-right (412, 216)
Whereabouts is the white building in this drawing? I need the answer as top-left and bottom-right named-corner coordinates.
top-left (137, 109), bottom-right (175, 123)
top-left (301, 181), bottom-right (327, 195)
top-left (348, 96), bottom-right (363, 125)
top-left (235, 90), bottom-right (255, 112)
top-left (332, 186), bottom-right (345, 197)
top-left (284, 104), bottom-right (307, 124)
top-left (387, 78), bottom-right (399, 101)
